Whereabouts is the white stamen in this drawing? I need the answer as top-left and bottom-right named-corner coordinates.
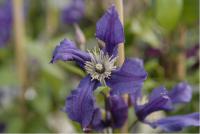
top-left (84, 48), bottom-right (117, 85)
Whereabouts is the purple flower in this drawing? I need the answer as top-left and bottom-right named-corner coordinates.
top-left (132, 82), bottom-right (200, 132)
top-left (51, 5), bottom-right (147, 131)
top-left (61, 0), bottom-right (85, 24)
top-left (0, 0), bottom-right (12, 47)
top-left (51, 5), bottom-right (147, 94)
top-left (186, 44), bottom-right (199, 58)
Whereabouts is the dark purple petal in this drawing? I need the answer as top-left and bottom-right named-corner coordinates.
top-left (135, 87), bottom-right (173, 121)
top-left (61, 0), bottom-right (85, 24)
top-left (169, 82), bottom-right (192, 104)
top-left (91, 108), bottom-right (105, 131)
top-left (109, 95), bottom-right (128, 128)
top-left (50, 39), bottom-right (90, 67)
top-left (96, 5), bottom-right (124, 56)
top-left (107, 58), bottom-right (147, 95)
top-left (108, 95), bottom-right (128, 128)
top-left (130, 87), bottom-right (142, 105)
top-left (149, 112), bottom-right (200, 132)
top-left (65, 75), bottom-right (97, 128)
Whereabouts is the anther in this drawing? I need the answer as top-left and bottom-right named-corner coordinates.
top-left (95, 63), bottom-right (105, 74)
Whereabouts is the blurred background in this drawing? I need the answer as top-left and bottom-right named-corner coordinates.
top-left (0, 0), bottom-right (199, 133)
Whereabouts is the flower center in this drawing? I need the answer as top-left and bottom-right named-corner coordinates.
top-left (95, 63), bottom-right (105, 74)
top-left (84, 48), bottom-right (117, 84)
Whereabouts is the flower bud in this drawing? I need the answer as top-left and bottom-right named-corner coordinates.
top-left (74, 24), bottom-right (86, 51)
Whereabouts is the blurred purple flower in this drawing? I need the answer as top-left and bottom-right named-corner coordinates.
top-left (0, 123), bottom-right (6, 133)
top-left (0, 0), bottom-right (12, 47)
top-left (51, 5), bottom-right (147, 131)
top-left (132, 82), bottom-right (200, 132)
top-left (145, 47), bottom-right (161, 58)
top-left (61, 0), bottom-right (85, 24)
top-left (186, 44), bottom-right (199, 58)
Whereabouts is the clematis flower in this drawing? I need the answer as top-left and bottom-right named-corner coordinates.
top-left (61, 0), bottom-right (85, 24)
top-left (51, 5), bottom-right (147, 131)
top-left (132, 82), bottom-right (200, 132)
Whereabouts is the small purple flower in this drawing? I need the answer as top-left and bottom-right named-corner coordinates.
top-left (0, 0), bottom-right (12, 47)
top-left (61, 0), bottom-right (85, 24)
top-left (51, 5), bottom-right (147, 131)
top-left (132, 82), bottom-right (200, 132)
top-left (186, 44), bottom-right (199, 58)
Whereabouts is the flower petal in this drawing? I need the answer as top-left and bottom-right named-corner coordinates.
top-left (135, 87), bottom-right (173, 121)
top-left (108, 95), bottom-right (128, 128)
top-left (65, 75), bottom-right (97, 128)
top-left (107, 58), bottom-right (147, 95)
top-left (96, 5), bottom-right (124, 56)
top-left (91, 108), bottom-right (105, 131)
top-left (169, 82), bottom-right (192, 104)
top-left (149, 112), bottom-right (200, 132)
top-left (50, 39), bottom-right (90, 67)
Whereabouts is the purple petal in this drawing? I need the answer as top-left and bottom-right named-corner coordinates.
top-left (96, 5), bottom-right (124, 56)
top-left (135, 87), bottom-right (173, 121)
top-left (50, 39), bottom-right (90, 67)
top-left (108, 58), bottom-right (147, 95)
top-left (108, 95), bottom-right (128, 128)
top-left (169, 82), bottom-right (192, 104)
top-left (61, 0), bottom-right (85, 24)
top-left (65, 75), bottom-right (97, 128)
top-left (149, 113), bottom-right (200, 132)
top-left (91, 108), bottom-right (105, 131)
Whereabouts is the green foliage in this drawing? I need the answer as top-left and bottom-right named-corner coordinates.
top-left (155, 0), bottom-right (183, 32)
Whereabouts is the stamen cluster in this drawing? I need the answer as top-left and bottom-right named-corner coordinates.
top-left (85, 49), bottom-right (117, 84)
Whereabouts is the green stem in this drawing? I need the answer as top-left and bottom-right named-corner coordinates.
top-left (12, 0), bottom-right (27, 122)
top-left (128, 119), bottom-right (138, 132)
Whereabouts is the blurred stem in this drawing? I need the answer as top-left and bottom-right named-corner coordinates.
top-left (177, 26), bottom-right (186, 80)
top-left (115, 0), bottom-right (125, 66)
top-left (114, 0), bottom-right (128, 133)
top-left (12, 0), bottom-right (27, 120)
top-left (45, 0), bottom-right (59, 39)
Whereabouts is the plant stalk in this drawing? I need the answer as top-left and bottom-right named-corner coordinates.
top-left (114, 0), bottom-right (128, 133)
top-left (12, 0), bottom-right (27, 120)
top-left (177, 26), bottom-right (186, 80)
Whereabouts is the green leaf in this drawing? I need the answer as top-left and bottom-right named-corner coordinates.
top-left (131, 18), bottom-right (160, 48)
top-left (155, 0), bottom-right (183, 32)
top-left (181, 0), bottom-right (199, 25)
top-left (6, 117), bottom-right (24, 132)
top-left (94, 86), bottom-right (110, 96)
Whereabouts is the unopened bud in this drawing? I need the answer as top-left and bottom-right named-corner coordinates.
top-left (74, 24), bottom-right (86, 51)
top-left (96, 38), bottom-right (105, 49)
